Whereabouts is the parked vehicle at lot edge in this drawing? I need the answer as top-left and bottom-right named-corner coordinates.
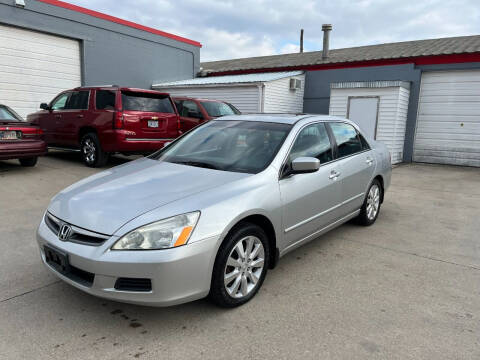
top-left (173, 97), bottom-right (240, 131)
top-left (37, 114), bottom-right (391, 307)
top-left (27, 86), bottom-right (180, 167)
top-left (0, 105), bottom-right (46, 167)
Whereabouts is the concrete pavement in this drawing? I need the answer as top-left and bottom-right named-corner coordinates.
top-left (1, 153), bottom-right (479, 359)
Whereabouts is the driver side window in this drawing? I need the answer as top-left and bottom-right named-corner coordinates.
top-left (289, 123), bottom-right (333, 164)
top-left (51, 93), bottom-right (70, 110)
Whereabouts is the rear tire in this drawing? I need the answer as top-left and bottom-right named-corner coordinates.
top-left (209, 222), bottom-right (269, 308)
top-left (356, 179), bottom-right (382, 226)
top-left (19, 157), bottom-right (37, 167)
top-left (80, 133), bottom-right (109, 168)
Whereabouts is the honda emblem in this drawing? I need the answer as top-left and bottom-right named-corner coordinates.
top-left (58, 224), bottom-right (72, 241)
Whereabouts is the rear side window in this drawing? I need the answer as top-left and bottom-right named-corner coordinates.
top-left (65, 91), bottom-right (89, 110)
top-left (329, 122), bottom-right (363, 158)
top-left (121, 92), bottom-right (174, 113)
top-left (96, 90), bottom-right (116, 110)
top-left (289, 123), bottom-right (333, 164)
top-left (200, 101), bottom-right (239, 117)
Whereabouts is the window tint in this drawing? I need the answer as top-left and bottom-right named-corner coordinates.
top-left (121, 92), bottom-right (174, 113)
top-left (329, 122), bottom-right (363, 158)
top-left (65, 91), bottom-right (89, 110)
top-left (96, 90), bottom-right (116, 110)
top-left (289, 123), bottom-right (333, 164)
top-left (200, 101), bottom-right (239, 117)
top-left (51, 93), bottom-right (69, 110)
top-left (181, 100), bottom-right (200, 117)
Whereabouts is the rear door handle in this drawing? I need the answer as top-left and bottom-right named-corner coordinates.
top-left (55, 114), bottom-right (62, 119)
top-left (329, 170), bottom-right (341, 180)
top-left (366, 158), bottom-right (374, 165)
top-left (77, 114), bottom-right (84, 118)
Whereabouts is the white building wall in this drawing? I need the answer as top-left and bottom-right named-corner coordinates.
top-left (329, 86), bottom-right (409, 164)
top-left (154, 85), bottom-right (260, 113)
top-left (263, 73), bottom-right (305, 113)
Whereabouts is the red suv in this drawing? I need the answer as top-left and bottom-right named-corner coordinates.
top-left (173, 97), bottom-right (240, 132)
top-left (27, 86), bottom-right (180, 167)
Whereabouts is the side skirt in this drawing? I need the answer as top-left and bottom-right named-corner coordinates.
top-left (279, 210), bottom-right (360, 257)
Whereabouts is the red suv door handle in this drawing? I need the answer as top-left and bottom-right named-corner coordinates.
top-left (55, 114), bottom-right (62, 119)
top-left (77, 114), bottom-right (84, 118)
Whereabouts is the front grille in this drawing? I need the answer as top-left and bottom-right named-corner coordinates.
top-left (44, 212), bottom-right (109, 246)
top-left (114, 278), bottom-right (152, 292)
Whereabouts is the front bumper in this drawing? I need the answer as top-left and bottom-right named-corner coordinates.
top-left (36, 217), bottom-right (219, 306)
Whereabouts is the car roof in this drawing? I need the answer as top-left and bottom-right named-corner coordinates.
top-left (172, 96), bottom-right (226, 103)
top-left (214, 113), bottom-right (352, 125)
top-left (72, 86), bottom-right (170, 96)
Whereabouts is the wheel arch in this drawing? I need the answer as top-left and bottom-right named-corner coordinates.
top-left (219, 213), bottom-right (279, 270)
top-left (78, 126), bottom-right (98, 143)
top-left (373, 174), bottom-right (385, 203)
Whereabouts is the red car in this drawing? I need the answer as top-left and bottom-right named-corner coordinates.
top-left (0, 105), bottom-right (46, 167)
top-left (173, 97), bottom-right (241, 132)
top-left (27, 86), bottom-right (180, 167)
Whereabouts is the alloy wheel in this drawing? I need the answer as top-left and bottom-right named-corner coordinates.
top-left (224, 236), bottom-right (265, 299)
top-left (83, 138), bottom-right (96, 164)
top-left (366, 184), bottom-right (380, 220)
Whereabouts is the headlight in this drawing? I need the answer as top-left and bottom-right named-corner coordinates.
top-left (112, 212), bottom-right (200, 250)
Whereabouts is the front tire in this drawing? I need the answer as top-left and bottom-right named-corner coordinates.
top-left (209, 222), bottom-right (269, 308)
top-left (356, 179), bottom-right (382, 226)
top-left (19, 157), bottom-right (37, 167)
top-left (80, 133), bottom-right (109, 168)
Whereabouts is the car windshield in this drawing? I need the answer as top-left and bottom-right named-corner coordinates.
top-left (152, 120), bottom-right (292, 174)
top-left (0, 106), bottom-right (23, 121)
top-left (121, 91), bottom-right (175, 113)
top-left (200, 101), bottom-right (240, 117)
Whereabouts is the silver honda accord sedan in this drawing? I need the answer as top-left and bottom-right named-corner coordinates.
top-left (37, 114), bottom-right (391, 307)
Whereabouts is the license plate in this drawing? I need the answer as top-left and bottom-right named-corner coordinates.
top-left (148, 120), bottom-right (159, 128)
top-left (0, 130), bottom-right (19, 140)
top-left (44, 245), bottom-right (70, 274)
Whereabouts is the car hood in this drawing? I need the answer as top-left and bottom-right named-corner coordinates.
top-left (48, 158), bottom-right (250, 235)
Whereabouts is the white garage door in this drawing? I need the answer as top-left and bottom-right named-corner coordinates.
top-left (414, 70), bottom-right (480, 167)
top-left (0, 24), bottom-right (81, 119)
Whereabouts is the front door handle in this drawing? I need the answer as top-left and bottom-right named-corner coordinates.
top-left (329, 170), bottom-right (341, 180)
top-left (55, 114), bottom-right (62, 119)
top-left (77, 114), bottom-right (84, 118)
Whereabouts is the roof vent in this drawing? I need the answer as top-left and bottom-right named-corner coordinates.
top-left (322, 24), bottom-right (332, 59)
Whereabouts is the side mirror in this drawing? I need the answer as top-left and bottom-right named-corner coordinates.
top-left (40, 103), bottom-right (50, 111)
top-left (290, 157), bottom-right (320, 174)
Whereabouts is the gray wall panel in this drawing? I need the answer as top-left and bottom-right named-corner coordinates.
top-left (0, 0), bottom-right (200, 89)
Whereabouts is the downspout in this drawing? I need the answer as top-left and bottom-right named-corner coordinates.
top-left (258, 83), bottom-right (265, 112)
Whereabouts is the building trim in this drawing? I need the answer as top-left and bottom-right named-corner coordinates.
top-left (37, 0), bottom-right (202, 48)
top-left (205, 52), bottom-right (480, 76)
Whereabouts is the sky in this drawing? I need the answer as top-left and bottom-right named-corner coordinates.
top-left (67, 0), bottom-right (480, 62)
